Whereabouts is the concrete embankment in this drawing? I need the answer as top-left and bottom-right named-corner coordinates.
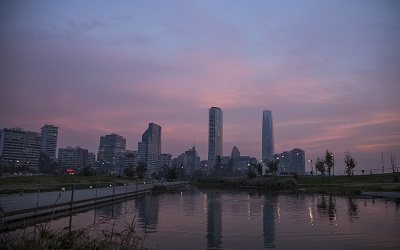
top-left (0, 181), bottom-right (187, 231)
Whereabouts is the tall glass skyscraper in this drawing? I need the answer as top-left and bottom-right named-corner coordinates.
top-left (208, 107), bottom-right (223, 166)
top-left (41, 124), bottom-right (58, 161)
top-left (138, 123), bottom-right (162, 172)
top-left (262, 109), bottom-right (274, 162)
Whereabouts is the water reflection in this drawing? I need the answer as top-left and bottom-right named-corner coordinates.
top-left (263, 195), bottom-right (277, 248)
top-left (135, 195), bottom-right (159, 233)
top-left (347, 197), bottom-right (359, 220)
top-left (206, 191), bottom-right (223, 249)
top-left (317, 195), bottom-right (337, 223)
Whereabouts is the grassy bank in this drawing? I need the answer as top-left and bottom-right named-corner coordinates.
top-left (0, 175), bottom-right (139, 194)
top-left (196, 176), bottom-right (298, 191)
top-left (297, 172), bottom-right (400, 193)
top-left (195, 173), bottom-right (400, 194)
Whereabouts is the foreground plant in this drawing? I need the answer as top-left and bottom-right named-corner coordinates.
top-left (0, 217), bottom-right (149, 250)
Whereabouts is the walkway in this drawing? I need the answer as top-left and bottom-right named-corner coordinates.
top-left (0, 181), bottom-right (187, 230)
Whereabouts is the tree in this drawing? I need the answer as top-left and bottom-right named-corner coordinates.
top-left (324, 150), bottom-right (334, 176)
top-left (255, 162), bottom-right (263, 176)
top-left (316, 157), bottom-right (325, 179)
top-left (344, 151), bottom-right (357, 176)
top-left (135, 161), bottom-right (147, 179)
top-left (124, 164), bottom-right (135, 177)
top-left (266, 158), bottom-right (279, 175)
top-left (167, 166), bottom-right (178, 180)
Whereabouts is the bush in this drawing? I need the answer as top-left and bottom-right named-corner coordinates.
top-left (247, 171), bottom-right (257, 179)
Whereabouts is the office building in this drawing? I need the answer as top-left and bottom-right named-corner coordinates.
top-left (262, 110), bottom-right (274, 162)
top-left (40, 124), bottom-right (58, 161)
top-left (57, 146), bottom-right (88, 170)
top-left (208, 107), bottom-right (223, 167)
top-left (98, 133), bottom-right (126, 175)
top-left (159, 153), bottom-right (172, 168)
top-left (0, 127), bottom-right (41, 172)
top-left (137, 123), bottom-right (162, 172)
top-left (274, 148), bottom-right (305, 174)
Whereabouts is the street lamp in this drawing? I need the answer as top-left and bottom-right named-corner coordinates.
top-left (331, 154), bottom-right (335, 176)
top-left (308, 159), bottom-right (313, 184)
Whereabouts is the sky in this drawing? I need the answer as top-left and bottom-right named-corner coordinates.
top-left (1, 0), bottom-right (399, 173)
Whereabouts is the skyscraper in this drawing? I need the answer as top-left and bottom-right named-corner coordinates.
top-left (138, 123), bottom-right (161, 172)
top-left (0, 127), bottom-right (42, 171)
top-left (97, 133), bottom-right (126, 175)
top-left (262, 109), bottom-right (274, 162)
top-left (41, 124), bottom-right (58, 161)
top-left (208, 107), bottom-right (223, 167)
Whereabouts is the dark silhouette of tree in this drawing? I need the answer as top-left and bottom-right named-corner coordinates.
top-left (39, 151), bottom-right (58, 174)
top-left (344, 151), bottom-right (357, 176)
top-left (267, 158), bottom-right (279, 175)
top-left (135, 161), bottom-right (147, 179)
top-left (255, 162), bottom-right (263, 176)
top-left (316, 157), bottom-right (325, 179)
top-left (324, 150), bottom-right (334, 176)
top-left (124, 164), bottom-right (135, 177)
top-left (81, 166), bottom-right (95, 176)
top-left (167, 166), bottom-right (178, 180)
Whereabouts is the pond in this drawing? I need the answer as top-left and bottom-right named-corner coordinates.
top-left (9, 185), bottom-right (400, 249)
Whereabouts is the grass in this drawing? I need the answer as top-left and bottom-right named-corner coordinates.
top-left (0, 217), bottom-right (149, 250)
top-left (196, 176), bottom-right (298, 191)
top-left (0, 175), bottom-right (141, 194)
top-left (297, 172), bottom-right (400, 192)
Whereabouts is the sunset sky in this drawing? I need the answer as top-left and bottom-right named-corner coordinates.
top-left (1, 0), bottom-right (399, 172)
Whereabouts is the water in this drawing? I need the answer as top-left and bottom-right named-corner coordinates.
top-left (9, 185), bottom-right (400, 249)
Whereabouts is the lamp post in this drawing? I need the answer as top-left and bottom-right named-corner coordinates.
top-left (308, 159), bottom-right (313, 184)
top-left (331, 154), bottom-right (335, 176)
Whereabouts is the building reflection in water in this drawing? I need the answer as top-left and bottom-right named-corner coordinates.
top-left (135, 195), bottom-right (159, 233)
top-left (206, 191), bottom-right (222, 249)
top-left (263, 195), bottom-right (277, 248)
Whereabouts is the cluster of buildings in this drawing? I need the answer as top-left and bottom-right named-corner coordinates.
top-left (0, 108), bottom-right (305, 176)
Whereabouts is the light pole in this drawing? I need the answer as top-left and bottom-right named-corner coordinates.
top-left (331, 154), bottom-right (335, 176)
top-left (308, 159), bottom-right (313, 184)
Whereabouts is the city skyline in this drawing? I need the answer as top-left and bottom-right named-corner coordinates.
top-left (1, 1), bottom-right (399, 172)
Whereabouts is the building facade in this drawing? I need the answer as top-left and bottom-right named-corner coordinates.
top-left (57, 146), bottom-right (88, 170)
top-left (97, 133), bottom-right (126, 175)
top-left (274, 148), bottom-right (305, 174)
top-left (208, 107), bottom-right (223, 167)
top-left (40, 124), bottom-right (58, 161)
top-left (0, 128), bottom-right (42, 172)
top-left (262, 109), bottom-right (274, 162)
top-left (137, 123), bottom-right (162, 173)
top-left (159, 153), bottom-right (172, 168)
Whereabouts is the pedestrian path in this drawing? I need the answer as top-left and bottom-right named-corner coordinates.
top-left (0, 181), bottom-right (187, 229)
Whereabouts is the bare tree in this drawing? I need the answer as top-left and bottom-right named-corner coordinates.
top-left (344, 151), bottom-right (357, 176)
top-left (316, 157), bottom-right (325, 179)
top-left (324, 150), bottom-right (334, 176)
top-left (387, 150), bottom-right (396, 173)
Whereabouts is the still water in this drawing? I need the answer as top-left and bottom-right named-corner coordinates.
top-left (15, 185), bottom-right (400, 249)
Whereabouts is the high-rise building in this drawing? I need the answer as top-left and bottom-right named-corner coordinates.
top-left (274, 148), bottom-right (305, 174)
top-left (185, 146), bottom-right (200, 174)
top-left (57, 146), bottom-right (88, 170)
top-left (208, 107), bottom-right (223, 167)
top-left (159, 153), bottom-right (172, 168)
top-left (0, 128), bottom-right (42, 172)
top-left (97, 133), bottom-right (126, 175)
top-left (41, 124), bottom-right (58, 161)
top-left (137, 123), bottom-right (161, 172)
top-left (262, 110), bottom-right (274, 162)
